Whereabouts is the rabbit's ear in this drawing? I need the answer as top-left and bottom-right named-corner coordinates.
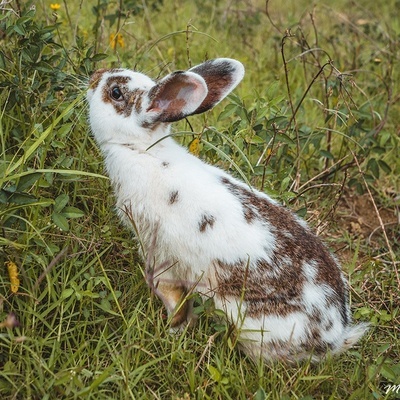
top-left (146, 71), bottom-right (208, 123)
top-left (188, 58), bottom-right (244, 115)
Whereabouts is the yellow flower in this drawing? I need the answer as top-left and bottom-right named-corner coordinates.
top-left (110, 33), bottom-right (125, 49)
top-left (50, 3), bottom-right (61, 11)
top-left (6, 261), bottom-right (20, 294)
top-left (189, 137), bottom-right (200, 156)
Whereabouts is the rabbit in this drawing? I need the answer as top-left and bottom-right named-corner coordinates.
top-left (86, 58), bottom-right (368, 362)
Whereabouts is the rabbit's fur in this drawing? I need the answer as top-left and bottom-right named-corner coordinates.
top-left (87, 58), bottom-right (368, 362)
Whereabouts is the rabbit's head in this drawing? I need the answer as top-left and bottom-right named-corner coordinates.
top-left (87, 58), bottom-right (244, 147)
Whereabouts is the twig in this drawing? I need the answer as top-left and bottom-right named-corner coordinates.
top-left (186, 21), bottom-right (193, 68)
top-left (113, 0), bottom-right (124, 56)
top-left (33, 246), bottom-right (69, 291)
top-left (259, 123), bottom-right (278, 192)
top-left (265, 0), bottom-right (283, 34)
top-left (368, 222), bottom-right (399, 245)
top-left (284, 60), bottom-right (333, 135)
top-left (194, 332), bottom-right (218, 372)
top-left (297, 155), bottom-right (349, 193)
top-left (316, 171), bottom-right (347, 230)
top-left (0, 0), bottom-right (17, 14)
top-left (62, 0), bottom-right (73, 32)
top-left (281, 31), bottom-right (302, 189)
top-left (281, 31), bottom-right (296, 128)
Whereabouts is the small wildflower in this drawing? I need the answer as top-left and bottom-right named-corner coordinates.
top-left (6, 261), bottom-right (20, 293)
top-left (50, 3), bottom-right (61, 11)
top-left (0, 313), bottom-right (20, 329)
top-left (110, 33), bottom-right (125, 49)
top-left (189, 137), bottom-right (200, 156)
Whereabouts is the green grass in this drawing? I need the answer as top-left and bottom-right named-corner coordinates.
top-left (0, 0), bottom-right (399, 398)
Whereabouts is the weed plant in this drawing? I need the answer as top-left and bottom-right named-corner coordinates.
top-left (0, 0), bottom-right (399, 399)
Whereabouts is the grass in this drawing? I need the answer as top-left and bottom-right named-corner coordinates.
top-left (0, 0), bottom-right (399, 398)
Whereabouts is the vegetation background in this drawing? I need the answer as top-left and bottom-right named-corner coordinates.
top-left (0, 0), bottom-right (399, 398)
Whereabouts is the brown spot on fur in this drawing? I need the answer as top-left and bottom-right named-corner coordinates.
top-left (105, 75), bottom-right (130, 90)
top-left (169, 190), bottom-right (179, 205)
top-left (243, 206), bottom-right (257, 223)
top-left (324, 318), bottom-right (334, 331)
top-left (215, 259), bottom-right (304, 317)
top-left (102, 76), bottom-right (130, 115)
top-left (220, 177), bottom-right (258, 223)
top-left (141, 120), bottom-right (162, 130)
top-left (199, 214), bottom-right (216, 233)
top-left (310, 307), bottom-right (323, 324)
top-left (127, 89), bottom-right (145, 115)
top-left (89, 69), bottom-right (107, 90)
top-left (304, 327), bottom-right (330, 355)
top-left (219, 177), bottom-right (349, 324)
top-left (99, 76), bottom-right (146, 118)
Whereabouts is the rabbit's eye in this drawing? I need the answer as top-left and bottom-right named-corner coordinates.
top-left (110, 86), bottom-right (123, 101)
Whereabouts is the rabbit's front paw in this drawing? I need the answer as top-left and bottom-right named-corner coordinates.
top-left (154, 282), bottom-right (192, 329)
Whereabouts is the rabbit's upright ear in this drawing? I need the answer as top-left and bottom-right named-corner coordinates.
top-left (188, 58), bottom-right (244, 115)
top-left (146, 71), bottom-right (208, 123)
top-left (145, 58), bottom-right (244, 124)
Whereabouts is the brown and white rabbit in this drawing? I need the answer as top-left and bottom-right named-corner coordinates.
top-left (87, 58), bottom-right (368, 362)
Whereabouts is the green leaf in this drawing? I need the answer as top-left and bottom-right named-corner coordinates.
top-left (300, 375), bottom-right (332, 381)
top-left (367, 158), bottom-right (379, 179)
top-left (371, 146), bottom-right (387, 155)
top-left (62, 206), bottom-right (85, 219)
top-left (16, 172), bottom-right (42, 192)
top-left (57, 123), bottom-right (73, 137)
top-left (13, 23), bottom-right (25, 35)
top-left (281, 176), bottom-right (291, 191)
top-left (52, 213), bottom-right (69, 231)
top-left (100, 298), bottom-right (111, 311)
top-left (61, 288), bottom-right (74, 300)
top-left (0, 190), bottom-right (7, 204)
top-left (90, 53), bottom-right (109, 62)
top-left (54, 370), bottom-right (74, 386)
top-left (77, 366), bottom-right (114, 396)
top-left (320, 149), bottom-right (334, 159)
top-left (378, 159), bottom-right (391, 174)
top-left (379, 131), bottom-right (392, 146)
top-left (218, 103), bottom-right (239, 121)
top-left (54, 194), bottom-right (69, 213)
top-left (254, 387), bottom-right (267, 400)
top-left (208, 365), bottom-right (222, 382)
top-left (245, 135), bottom-right (265, 144)
top-left (96, 300), bottom-right (120, 316)
top-left (79, 290), bottom-right (100, 299)
top-left (381, 363), bottom-right (400, 384)
top-left (51, 140), bottom-right (66, 149)
top-left (8, 191), bottom-right (37, 205)
top-left (296, 207), bottom-right (307, 218)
